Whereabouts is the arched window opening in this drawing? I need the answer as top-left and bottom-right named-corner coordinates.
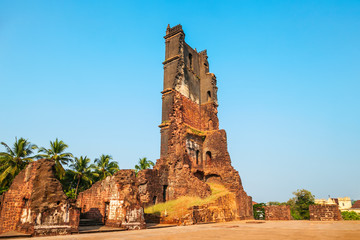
top-left (206, 151), bottom-right (212, 165)
top-left (207, 91), bottom-right (211, 102)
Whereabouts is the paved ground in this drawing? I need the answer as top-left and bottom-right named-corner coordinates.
top-left (10, 221), bottom-right (360, 240)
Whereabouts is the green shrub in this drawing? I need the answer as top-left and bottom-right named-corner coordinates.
top-left (341, 211), bottom-right (360, 220)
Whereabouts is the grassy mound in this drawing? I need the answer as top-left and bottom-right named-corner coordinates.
top-left (144, 183), bottom-right (232, 219)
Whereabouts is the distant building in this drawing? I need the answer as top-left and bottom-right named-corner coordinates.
top-left (350, 200), bottom-right (360, 214)
top-left (315, 197), bottom-right (352, 211)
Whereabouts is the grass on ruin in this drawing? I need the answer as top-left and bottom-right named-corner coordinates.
top-left (144, 183), bottom-right (232, 218)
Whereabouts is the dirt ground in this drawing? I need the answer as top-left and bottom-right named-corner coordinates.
top-left (11, 220), bottom-right (360, 240)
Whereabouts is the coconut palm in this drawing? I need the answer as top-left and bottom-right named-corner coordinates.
top-left (0, 137), bottom-right (37, 188)
top-left (135, 157), bottom-right (155, 173)
top-left (37, 138), bottom-right (73, 179)
top-left (94, 154), bottom-right (119, 180)
top-left (69, 156), bottom-right (98, 196)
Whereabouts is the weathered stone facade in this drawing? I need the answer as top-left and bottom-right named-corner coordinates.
top-left (309, 205), bottom-right (342, 221)
top-left (264, 205), bottom-right (291, 220)
top-left (138, 24), bottom-right (253, 221)
top-left (76, 170), bottom-right (145, 230)
top-left (0, 159), bottom-right (80, 236)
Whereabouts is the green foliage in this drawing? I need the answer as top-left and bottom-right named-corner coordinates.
top-left (341, 211), bottom-right (360, 220)
top-left (69, 156), bottom-right (99, 196)
top-left (0, 137), bottom-right (118, 199)
top-left (267, 201), bottom-right (287, 206)
top-left (65, 188), bottom-right (77, 199)
top-left (0, 186), bottom-right (9, 195)
top-left (0, 137), bottom-right (37, 188)
top-left (190, 128), bottom-right (204, 135)
top-left (287, 189), bottom-right (315, 220)
top-left (37, 138), bottom-right (73, 179)
top-left (94, 154), bottom-right (119, 181)
top-left (253, 203), bottom-right (266, 220)
top-left (135, 157), bottom-right (155, 173)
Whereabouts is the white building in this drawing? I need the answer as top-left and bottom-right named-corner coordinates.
top-left (315, 197), bottom-right (352, 211)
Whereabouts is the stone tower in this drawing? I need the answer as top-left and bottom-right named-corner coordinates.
top-left (160, 24), bottom-right (219, 158)
top-left (137, 24), bottom-right (253, 220)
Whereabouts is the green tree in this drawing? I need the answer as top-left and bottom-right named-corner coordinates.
top-left (0, 137), bottom-right (37, 189)
top-left (37, 138), bottom-right (73, 179)
top-left (287, 189), bottom-right (315, 220)
top-left (135, 157), bottom-right (155, 173)
top-left (69, 156), bottom-right (98, 196)
top-left (94, 154), bottom-right (119, 180)
top-left (253, 203), bottom-right (266, 220)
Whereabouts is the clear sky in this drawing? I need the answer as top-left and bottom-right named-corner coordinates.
top-left (0, 0), bottom-right (359, 203)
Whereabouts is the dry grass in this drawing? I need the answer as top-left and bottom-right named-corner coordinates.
top-left (144, 183), bottom-right (232, 219)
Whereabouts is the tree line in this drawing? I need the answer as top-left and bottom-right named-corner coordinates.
top-left (253, 189), bottom-right (316, 220)
top-left (0, 137), bottom-right (154, 198)
top-left (253, 189), bottom-right (360, 220)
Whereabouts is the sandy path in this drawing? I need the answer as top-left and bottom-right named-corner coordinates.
top-left (12, 221), bottom-right (360, 240)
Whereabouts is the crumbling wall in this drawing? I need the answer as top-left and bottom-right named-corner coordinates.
top-left (188, 193), bottom-right (238, 225)
top-left (309, 205), bottom-right (342, 221)
top-left (264, 205), bottom-right (291, 220)
top-left (77, 170), bottom-right (145, 230)
top-left (202, 130), bottom-right (253, 219)
top-left (0, 159), bottom-right (80, 236)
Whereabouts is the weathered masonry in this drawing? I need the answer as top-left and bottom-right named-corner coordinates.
top-left (264, 205), bottom-right (291, 220)
top-left (0, 159), bottom-right (79, 236)
top-left (76, 170), bottom-right (145, 230)
top-left (138, 24), bottom-right (253, 220)
top-left (309, 205), bottom-right (342, 221)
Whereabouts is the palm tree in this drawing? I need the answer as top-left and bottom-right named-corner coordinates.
top-left (0, 137), bottom-right (37, 188)
top-left (69, 156), bottom-right (98, 196)
top-left (94, 154), bottom-right (119, 180)
top-left (37, 138), bottom-right (73, 179)
top-left (135, 157), bottom-right (155, 173)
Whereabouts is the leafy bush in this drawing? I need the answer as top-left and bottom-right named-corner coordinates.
top-left (253, 203), bottom-right (265, 220)
top-left (341, 211), bottom-right (360, 220)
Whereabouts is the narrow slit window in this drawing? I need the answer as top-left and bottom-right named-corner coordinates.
top-left (189, 53), bottom-right (193, 69)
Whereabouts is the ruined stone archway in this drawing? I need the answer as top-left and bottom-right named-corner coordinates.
top-left (205, 174), bottom-right (222, 184)
top-left (194, 170), bottom-right (204, 181)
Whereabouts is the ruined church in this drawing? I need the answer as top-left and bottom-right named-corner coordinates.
top-left (137, 24), bottom-right (253, 218)
top-left (0, 24), bottom-right (252, 236)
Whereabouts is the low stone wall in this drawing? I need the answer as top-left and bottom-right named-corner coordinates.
top-left (309, 205), bottom-right (342, 221)
top-left (0, 159), bottom-right (80, 236)
top-left (264, 205), bottom-right (291, 220)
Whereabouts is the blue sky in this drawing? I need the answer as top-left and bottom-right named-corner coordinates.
top-left (0, 0), bottom-right (359, 202)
